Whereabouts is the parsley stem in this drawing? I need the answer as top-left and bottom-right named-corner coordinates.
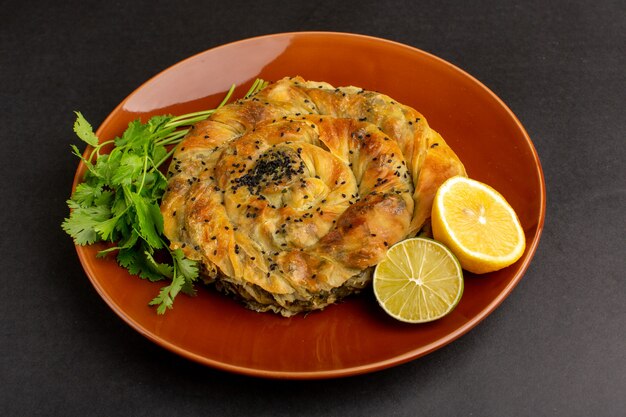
top-left (164, 84), bottom-right (236, 130)
top-left (168, 110), bottom-right (214, 123)
top-left (244, 79), bottom-right (269, 98)
top-left (88, 139), bottom-right (116, 162)
top-left (244, 79), bottom-right (260, 98)
top-left (217, 83), bottom-right (236, 107)
top-left (165, 114), bottom-right (212, 130)
top-left (156, 129), bottom-right (188, 147)
top-left (137, 146), bottom-right (149, 194)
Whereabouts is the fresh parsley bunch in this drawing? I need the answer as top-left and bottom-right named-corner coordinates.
top-left (63, 80), bottom-right (267, 313)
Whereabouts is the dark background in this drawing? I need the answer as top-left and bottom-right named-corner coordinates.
top-left (1, 0), bottom-right (624, 415)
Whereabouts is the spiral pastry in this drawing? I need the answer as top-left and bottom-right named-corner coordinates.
top-left (161, 77), bottom-right (466, 316)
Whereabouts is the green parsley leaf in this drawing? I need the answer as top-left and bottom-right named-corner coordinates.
top-left (172, 248), bottom-right (199, 282)
top-left (143, 250), bottom-right (174, 279)
top-left (73, 111), bottom-right (99, 146)
top-left (171, 248), bottom-right (199, 296)
top-left (71, 182), bottom-right (103, 208)
top-left (149, 271), bottom-right (185, 314)
top-left (62, 205), bottom-right (111, 245)
top-left (128, 192), bottom-right (163, 249)
top-left (117, 246), bottom-right (167, 282)
top-left (94, 215), bottom-right (120, 241)
top-left (111, 153), bottom-right (144, 186)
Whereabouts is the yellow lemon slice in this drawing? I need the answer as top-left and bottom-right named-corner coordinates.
top-left (373, 238), bottom-right (464, 323)
top-left (431, 176), bottom-right (526, 274)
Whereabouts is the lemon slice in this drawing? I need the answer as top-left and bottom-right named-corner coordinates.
top-left (431, 176), bottom-right (526, 274)
top-left (373, 238), bottom-right (464, 323)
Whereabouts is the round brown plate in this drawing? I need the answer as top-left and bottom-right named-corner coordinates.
top-left (73, 32), bottom-right (545, 379)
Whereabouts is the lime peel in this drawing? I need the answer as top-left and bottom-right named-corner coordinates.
top-left (373, 238), bottom-right (464, 323)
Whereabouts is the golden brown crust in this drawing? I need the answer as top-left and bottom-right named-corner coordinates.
top-left (160, 76), bottom-right (466, 315)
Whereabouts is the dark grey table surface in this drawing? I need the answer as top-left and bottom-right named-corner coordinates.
top-left (1, 1), bottom-right (624, 416)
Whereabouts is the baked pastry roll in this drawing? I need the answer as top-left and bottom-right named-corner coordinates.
top-left (161, 77), bottom-right (466, 316)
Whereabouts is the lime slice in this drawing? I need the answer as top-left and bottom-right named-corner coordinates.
top-left (373, 238), bottom-right (464, 323)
